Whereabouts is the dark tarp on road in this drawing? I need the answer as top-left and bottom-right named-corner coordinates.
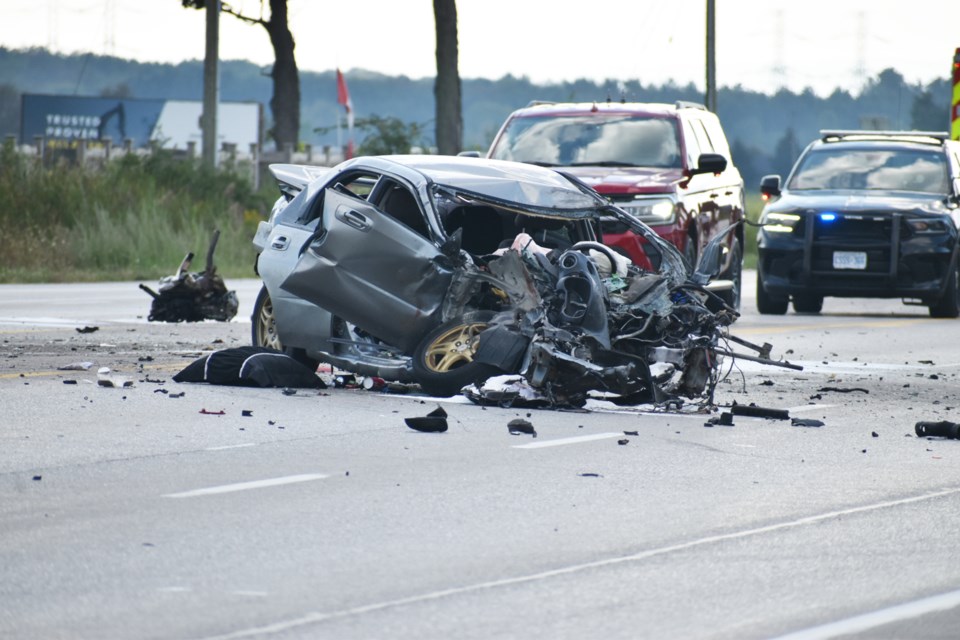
top-left (173, 346), bottom-right (324, 388)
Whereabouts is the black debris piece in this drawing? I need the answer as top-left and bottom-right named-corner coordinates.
top-left (617, 439), bottom-right (629, 445)
top-left (759, 380), bottom-right (775, 386)
top-left (199, 408), bottom-right (225, 415)
top-left (731, 403), bottom-right (790, 420)
top-left (32, 475), bottom-right (41, 481)
top-left (791, 418), bottom-right (824, 428)
top-left (915, 421), bottom-right (960, 440)
top-left (282, 388), bottom-right (297, 396)
top-left (872, 431), bottom-right (879, 438)
top-left (623, 430), bottom-right (639, 436)
top-left (242, 410), bottom-right (253, 417)
top-left (168, 392), bottom-right (184, 398)
top-left (138, 356), bottom-right (155, 362)
top-left (579, 473), bottom-right (602, 478)
top-left (508, 418), bottom-right (537, 437)
top-left (405, 406), bottom-right (449, 433)
top-left (173, 346), bottom-right (324, 389)
top-left (139, 230), bottom-right (238, 323)
top-left (704, 412), bottom-right (735, 427)
top-left (75, 326), bottom-right (99, 334)
top-left (62, 380), bottom-right (78, 385)
top-left (818, 386), bottom-right (869, 394)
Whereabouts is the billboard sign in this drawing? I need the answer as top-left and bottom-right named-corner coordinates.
top-left (20, 94), bottom-right (261, 151)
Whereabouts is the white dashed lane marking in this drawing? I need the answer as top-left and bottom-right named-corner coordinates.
top-left (163, 474), bottom-right (329, 498)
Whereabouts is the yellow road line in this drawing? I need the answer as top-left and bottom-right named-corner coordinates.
top-left (0, 362), bottom-right (186, 381)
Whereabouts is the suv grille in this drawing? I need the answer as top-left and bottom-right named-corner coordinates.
top-left (809, 213), bottom-right (901, 275)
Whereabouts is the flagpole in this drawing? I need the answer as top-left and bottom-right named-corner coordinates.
top-left (336, 109), bottom-right (342, 162)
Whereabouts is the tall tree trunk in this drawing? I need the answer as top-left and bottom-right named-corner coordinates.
top-left (264, 0), bottom-right (300, 151)
top-left (433, 0), bottom-right (461, 155)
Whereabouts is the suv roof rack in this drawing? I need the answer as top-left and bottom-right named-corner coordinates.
top-left (820, 130), bottom-right (948, 145)
top-left (674, 100), bottom-right (707, 111)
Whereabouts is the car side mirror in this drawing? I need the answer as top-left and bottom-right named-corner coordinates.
top-left (692, 153), bottom-right (727, 176)
top-left (760, 174), bottom-right (782, 199)
top-left (440, 227), bottom-right (463, 257)
top-left (457, 150), bottom-right (481, 158)
top-left (692, 223), bottom-right (740, 285)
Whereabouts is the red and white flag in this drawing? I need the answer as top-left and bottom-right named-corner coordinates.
top-left (336, 68), bottom-right (355, 159)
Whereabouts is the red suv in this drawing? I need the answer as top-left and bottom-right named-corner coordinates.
top-left (485, 101), bottom-right (746, 308)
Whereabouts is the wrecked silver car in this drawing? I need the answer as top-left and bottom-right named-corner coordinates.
top-left (252, 155), bottom-right (786, 407)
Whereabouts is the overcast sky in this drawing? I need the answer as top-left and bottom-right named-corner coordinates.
top-left (3, 0), bottom-right (958, 96)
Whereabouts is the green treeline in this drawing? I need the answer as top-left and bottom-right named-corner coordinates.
top-left (1, 47), bottom-right (953, 187)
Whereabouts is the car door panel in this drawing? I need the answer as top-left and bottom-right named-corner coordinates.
top-left (280, 188), bottom-right (452, 352)
top-left (256, 219), bottom-right (333, 349)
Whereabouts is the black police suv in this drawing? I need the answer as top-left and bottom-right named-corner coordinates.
top-left (756, 130), bottom-right (960, 317)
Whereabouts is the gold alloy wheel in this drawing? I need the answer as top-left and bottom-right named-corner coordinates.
top-left (421, 321), bottom-right (488, 373)
top-left (256, 292), bottom-right (283, 351)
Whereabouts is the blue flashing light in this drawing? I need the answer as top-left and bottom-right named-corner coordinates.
top-left (820, 212), bottom-right (837, 222)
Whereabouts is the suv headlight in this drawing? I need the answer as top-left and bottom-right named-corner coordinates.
top-left (618, 197), bottom-right (677, 224)
top-left (761, 211), bottom-right (801, 233)
top-left (906, 218), bottom-right (950, 234)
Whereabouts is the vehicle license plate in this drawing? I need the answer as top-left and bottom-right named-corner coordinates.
top-left (833, 251), bottom-right (867, 270)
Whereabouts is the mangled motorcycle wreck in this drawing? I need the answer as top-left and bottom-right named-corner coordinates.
top-left (252, 155), bottom-right (794, 408)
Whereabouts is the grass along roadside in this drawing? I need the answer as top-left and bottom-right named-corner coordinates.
top-left (0, 143), bottom-right (273, 283)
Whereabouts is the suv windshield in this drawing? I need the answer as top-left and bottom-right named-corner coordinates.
top-left (788, 148), bottom-right (949, 193)
top-left (490, 115), bottom-right (681, 168)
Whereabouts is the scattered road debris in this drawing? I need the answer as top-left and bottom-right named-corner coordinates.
top-left (242, 410), bottom-right (253, 417)
top-left (579, 473), bottom-right (602, 478)
top-left (617, 439), bottom-right (629, 445)
top-left (705, 412), bottom-right (735, 426)
top-left (623, 430), bottom-right (639, 436)
top-left (199, 409), bottom-right (225, 416)
top-left (507, 418), bottom-right (537, 437)
top-left (730, 403), bottom-right (790, 420)
top-left (791, 418), bottom-right (824, 428)
top-left (58, 362), bottom-right (94, 371)
top-left (915, 421), bottom-right (960, 440)
top-left (139, 230), bottom-right (238, 323)
top-left (62, 380), bottom-right (78, 385)
top-left (405, 406), bottom-right (449, 433)
top-left (75, 326), bottom-right (99, 334)
top-left (97, 367), bottom-right (133, 388)
top-left (818, 386), bottom-right (869, 394)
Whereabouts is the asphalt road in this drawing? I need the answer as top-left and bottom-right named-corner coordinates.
top-left (2, 273), bottom-right (960, 640)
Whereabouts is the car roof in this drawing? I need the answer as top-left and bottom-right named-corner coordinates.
top-left (341, 155), bottom-right (607, 214)
top-left (504, 101), bottom-right (708, 119)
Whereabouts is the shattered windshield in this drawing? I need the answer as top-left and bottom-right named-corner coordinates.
top-left (490, 114), bottom-right (682, 168)
top-left (788, 148), bottom-right (949, 193)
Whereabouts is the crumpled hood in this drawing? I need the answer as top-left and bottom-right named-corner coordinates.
top-left (558, 166), bottom-right (684, 194)
top-left (769, 189), bottom-right (950, 217)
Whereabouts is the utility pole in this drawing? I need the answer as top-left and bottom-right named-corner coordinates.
top-left (705, 0), bottom-right (717, 112)
top-left (201, 0), bottom-right (220, 167)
